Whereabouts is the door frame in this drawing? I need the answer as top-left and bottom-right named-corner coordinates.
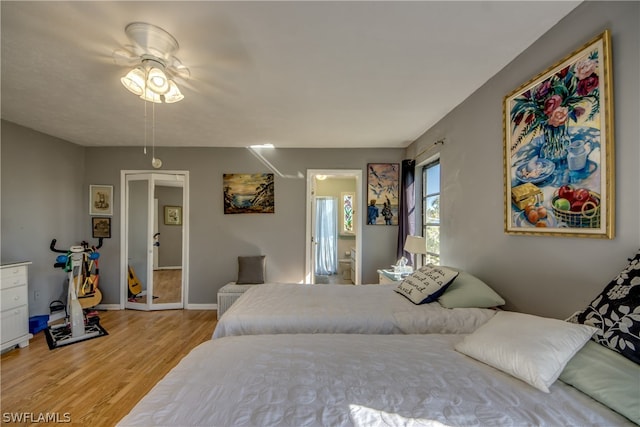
top-left (305, 169), bottom-right (362, 284)
top-left (120, 170), bottom-right (190, 310)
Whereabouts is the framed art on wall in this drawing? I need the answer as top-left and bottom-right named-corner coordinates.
top-left (223, 173), bottom-right (275, 214)
top-left (366, 163), bottom-right (399, 225)
top-left (164, 206), bottom-right (182, 225)
top-left (89, 185), bottom-right (113, 216)
top-left (341, 192), bottom-right (355, 235)
top-left (503, 30), bottom-right (614, 238)
top-left (92, 217), bottom-right (111, 239)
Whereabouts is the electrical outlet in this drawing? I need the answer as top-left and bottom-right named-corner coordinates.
top-left (34, 290), bottom-right (41, 300)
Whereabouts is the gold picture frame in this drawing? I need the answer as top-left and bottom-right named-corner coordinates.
top-left (164, 205), bottom-right (182, 225)
top-left (503, 30), bottom-right (614, 238)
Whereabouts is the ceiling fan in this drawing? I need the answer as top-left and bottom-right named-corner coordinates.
top-left (113, 22), bottom-right (191, 104)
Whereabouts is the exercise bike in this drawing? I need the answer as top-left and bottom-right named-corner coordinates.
top-left (49, 238), bottom-right (103, 346)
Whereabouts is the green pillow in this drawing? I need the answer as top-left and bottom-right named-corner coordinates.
top-left (559, 340), bottom-right (640, 424)
top-left (437, 269), bottom-right (505, 308)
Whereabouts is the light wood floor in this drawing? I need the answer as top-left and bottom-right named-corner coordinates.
top-left (1, 309), bottom-right (217, 426)
top-left (130, 269), bottom-right (182, 305)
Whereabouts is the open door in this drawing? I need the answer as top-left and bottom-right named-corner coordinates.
top-left (306, 170), bottom-right (362, 284)
top-left (121, 171), bottom-right (189, 310)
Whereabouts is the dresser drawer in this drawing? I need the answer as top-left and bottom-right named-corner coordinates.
top-left (1, 304), bottom-right (29, 344)
top-left (1, 286), bottom-right (28, 311)
top-left (1, 266), bottom-right (27, 290)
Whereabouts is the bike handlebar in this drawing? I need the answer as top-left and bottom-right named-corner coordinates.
top-left (50, 237), bottom-right (103, 254)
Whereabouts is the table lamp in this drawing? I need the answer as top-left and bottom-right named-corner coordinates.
top-left (404, 235), bottom-right (427, 269)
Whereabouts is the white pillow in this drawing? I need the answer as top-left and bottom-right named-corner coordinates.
top-left (454, 311), bottom-right (597, 393)
top-left (394, 265), bottom-right (459, 305)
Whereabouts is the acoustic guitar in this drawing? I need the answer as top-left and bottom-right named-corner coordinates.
top-left (78, 258), bottom-right (102, 309)
top-left (128, 265), bottom-right (143, 297)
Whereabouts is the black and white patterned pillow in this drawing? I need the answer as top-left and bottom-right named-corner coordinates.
top-left (571, 250), bottom-right (640, 365)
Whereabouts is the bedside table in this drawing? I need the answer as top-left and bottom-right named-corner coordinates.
top-left (377, 269), bottom-right (406, 285)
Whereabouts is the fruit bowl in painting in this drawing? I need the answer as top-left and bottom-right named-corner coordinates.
top-left (551, 192), bottom-right (601, 228)
top-left (515, 159), bottom-right (555, 184)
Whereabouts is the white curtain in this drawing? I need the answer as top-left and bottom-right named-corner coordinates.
top-left (315, 197), bottom-right (338, 275)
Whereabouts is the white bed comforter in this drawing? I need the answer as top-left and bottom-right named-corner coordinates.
top-left (213, 283), bottom-right (496, 338)
top-left (118, 334), bottom-right (633, 427)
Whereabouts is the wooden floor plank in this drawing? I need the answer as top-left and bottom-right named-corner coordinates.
top-left (1, 309), bottom-right (217, 426)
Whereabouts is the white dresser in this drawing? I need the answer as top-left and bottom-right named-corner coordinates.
top-left (1, 262), bottom-right (33, 352)
top-left (350, 248), bottom-right (356, 284)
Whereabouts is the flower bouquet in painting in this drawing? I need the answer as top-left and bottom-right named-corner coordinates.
top-left (504, 31), bottom-right (613, 238)
top-left (510, 46), bottom-right (602, 163)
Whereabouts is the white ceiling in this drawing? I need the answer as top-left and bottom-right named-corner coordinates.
top-left (1, 1), bottom-right (580, 149)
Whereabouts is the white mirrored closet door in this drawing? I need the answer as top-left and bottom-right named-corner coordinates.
top-left (123, 172), bottom-right (187, 311)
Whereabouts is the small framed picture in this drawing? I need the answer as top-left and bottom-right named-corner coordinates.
top-left (164, 206), bottom-right (182, 225)
top-left (89, 185), bottom-right (113, 216)
top-left (92, 217), bottom-right (111, 239)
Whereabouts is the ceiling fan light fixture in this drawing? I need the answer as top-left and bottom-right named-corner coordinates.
top-left (115, 22), bottom-right (189, 104)
top-left (120, 67), bottom-right (146, 96)
top-left (146, 65), bottom-right (170, 94)
top-left (163, 81), bottom-right (184, 103)
top-left (140, 87), bottom-right (162, 104)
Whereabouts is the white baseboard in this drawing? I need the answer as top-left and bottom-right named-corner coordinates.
top-left (50, 303), bottom-right (216, 313)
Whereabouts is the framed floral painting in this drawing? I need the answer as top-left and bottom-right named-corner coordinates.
top-left (503, 30), bottom-right (614, 238)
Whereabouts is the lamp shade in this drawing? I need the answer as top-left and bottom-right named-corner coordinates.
top-left (121, 67), bottom-right (146, 96)
top-left (146, 66), bottom-right (170, 94)
top-left (404, 235), bottom-right (427, 254)
top-left (140, 87), bottom-right (163, 103)
top-left (163, 80), bottom-right (184, 103)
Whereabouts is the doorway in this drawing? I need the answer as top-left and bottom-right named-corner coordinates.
top-left (306, 169), bottom-right (362, 284)
top-left (120, 171), bottom-right (189, 310)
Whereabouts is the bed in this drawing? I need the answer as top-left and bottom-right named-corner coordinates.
top-left (121, 250), bottom-right (640, 427)
top-left (213, 282), bottom-right (498, 338)
top-left (119, 314), bottom-right (637, 426)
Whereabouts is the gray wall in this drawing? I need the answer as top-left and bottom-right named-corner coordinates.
top-left (407, 1), bottom-right (639, 319)
top-left (2, 127), bottom-right (402, 313)
top-left (1, 121), bottom-right (86, 315)
top-left (85, 147), bottom-right (402, 306)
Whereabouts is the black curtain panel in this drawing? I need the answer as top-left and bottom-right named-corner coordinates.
top-left (396, 159), bottom-right (416, 263)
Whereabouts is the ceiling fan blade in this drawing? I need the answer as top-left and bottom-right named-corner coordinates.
top-left (112, 46), bottom-right (140, 66)
top-left (168, 64), bottom-right (191, 80)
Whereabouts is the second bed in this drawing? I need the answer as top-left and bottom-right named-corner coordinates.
top-left (213, 281), bottom-right (498, 338)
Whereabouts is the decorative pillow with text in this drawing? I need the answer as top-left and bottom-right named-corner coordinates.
top-left (395, 265), bottom-right (459, 305)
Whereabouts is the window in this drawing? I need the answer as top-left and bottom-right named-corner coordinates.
top-left (422, 160), bottom-right (440, 265)
top-left (341, 192), bottom-right (354, 234)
